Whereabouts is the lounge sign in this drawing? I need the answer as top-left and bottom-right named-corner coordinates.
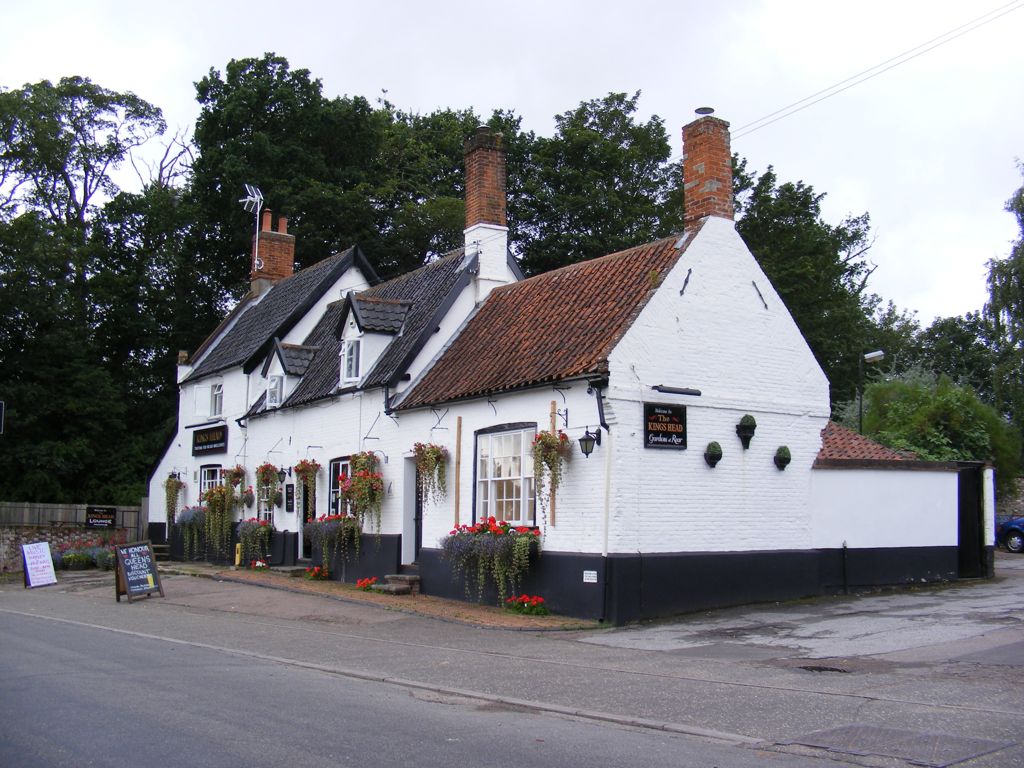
top-left (86, 506), bottom-right (117, 529)
top-left (192, 425), bottom-right (227, 456)
top-left (644, 403), bottom-right (686, 449)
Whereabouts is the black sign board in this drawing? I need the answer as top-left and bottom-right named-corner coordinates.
top-left (285, 483), bottom-right (295, 513)
top-left (644, 402), bottom-right (687, 449)
top-left (192, 425), bottom-right (227, 456)
top-left (115, 541), bottom-right (165, 602)
top-left (86, 506), bottom-right (117, 529)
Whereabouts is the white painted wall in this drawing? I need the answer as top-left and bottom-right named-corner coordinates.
top-left (810, 468), bottom-right (959, 548)
top-left (605, 217), bottom-right (831, 553)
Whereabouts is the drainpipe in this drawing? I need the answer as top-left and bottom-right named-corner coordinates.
top-left (842, 540), bottom-right (849, 595)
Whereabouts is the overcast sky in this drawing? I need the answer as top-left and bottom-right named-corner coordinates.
top-left (5, 0), bottom-right (1022, 324)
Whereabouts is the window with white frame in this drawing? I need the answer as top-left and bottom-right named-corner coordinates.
top-left (476, 425), bottom-right (536, 526)
top-left (267, 375), bottom-right (284, 407)
top-left (210, 382), bottom-right (223, 417)
top-left (199, 465), bottom-right (222, 500)
top-left (329, 457), bottom-right (352, 516)
top-left (341, 339), bottom-right (360, 383)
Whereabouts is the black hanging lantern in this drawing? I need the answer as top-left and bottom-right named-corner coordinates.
top-left (277, 468), bottom-right (288, 485)
top-left (579, 427), bottom-right (601, 458)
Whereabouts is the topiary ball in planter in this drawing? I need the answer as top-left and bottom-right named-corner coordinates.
top-left (774, 445), bottom-right (791, 470)
top-left (736, 414), bottom-right (757, 449)
top-left (704, 441), bottom-right (723, 468)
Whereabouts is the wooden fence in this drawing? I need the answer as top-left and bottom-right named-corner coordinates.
top-left (0, 502), bottom-right (143, 538)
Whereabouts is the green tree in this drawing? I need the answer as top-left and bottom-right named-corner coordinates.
top-left (860, 371), bottom-right (1019, 495)
top-left (984, 165), bottom-right (1024, 442)
top-left (515, 92), bottom-right (682, 275)
top-left (916, 312), bottom-right (997, 403)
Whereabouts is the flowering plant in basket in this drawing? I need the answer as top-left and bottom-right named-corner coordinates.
top-left (223, 465), bottom-right (246, 488)
top-left (413, 442), bottom-right (448, 505)
top-left (341, 452), bottom-right (383, 535)
top-left (238, 517), bottom-right (273, 564)
top-left (293, 458), bottom-right (321, 511)
top-left (303, 513), bottom-right (362, 567)
top-left (440, 517), bottom-right (541, 605)
top-left (531, 430), bottom-right (571, 521)
top-left (505, 594), bottom-right (550, 616)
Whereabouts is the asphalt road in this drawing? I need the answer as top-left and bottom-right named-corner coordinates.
top-left (2, 552), bottom-right (1023, 767)
top-left (1, 609), bottom-right (827, 768)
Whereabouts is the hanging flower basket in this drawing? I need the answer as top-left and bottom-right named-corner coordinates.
top-left (176, 506), bottom-right (205, 561)
top-left (342, 452), bottom-right (384, 535)
top-left (531, 430), bottom-right (571, 524)
top-left (293, 458), bottom-right (321, 512)
top-left (413, 442), bottom-right (449, 505)
top-left (223, 465), bottom-right (246, 488)
top-left (163, 475), bottom-right (184, 526)
top-left (242, 486), bottom-right (255, 508)
top-left (255, 462), bottom-right (280, 508)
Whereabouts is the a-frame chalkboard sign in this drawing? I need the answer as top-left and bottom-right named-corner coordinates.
top-left (115, 541), bottom-right (165, 602)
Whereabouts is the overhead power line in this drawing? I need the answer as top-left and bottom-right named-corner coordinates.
top-left (733, 0), bottom-right (1024, 139)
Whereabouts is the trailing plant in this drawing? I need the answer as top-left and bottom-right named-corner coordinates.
top-left (223, 465), bottom-right (246, 488)
top-left (202, 484), bottom-right (234, 558)
top-left (303, 513), bottom-right (362, 567)
top-left (163, 475), bottom-right (184, 526)
top-left (238, 517), bottom-right (273, 564)
top-left (255, 462), bottom-right (280, 507)
top-left (242, 486), bottom-right (255, 508)
top-left (293, 459), bottom-right (321, 512)
top-left (531, 430), bottom-right (571, 521)
top-left (342, 452), bottom-right (384, 534)
top-left (440, 517), bottom-right (541, 605)
top-left (413, 442), bottom-right (449, 505)
top-left (505, 594), bottom-right (550, 616)
top-left (176, 505), bottom-right (206, 561)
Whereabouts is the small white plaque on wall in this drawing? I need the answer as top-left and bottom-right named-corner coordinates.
top-left (582, 570), bottom-right (598, 584)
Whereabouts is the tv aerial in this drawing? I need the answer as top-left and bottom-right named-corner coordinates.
top-left (239, 184), bottom-right (264, 271)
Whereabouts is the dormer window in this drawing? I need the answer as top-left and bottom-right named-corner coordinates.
top-left (210, 383), bottom-right (223, 418)
top-left (267, 375), bottom-right (284, 407)
top-left (342, 339), bottom-right (361, 383)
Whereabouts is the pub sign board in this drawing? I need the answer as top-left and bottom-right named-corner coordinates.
top-left (86, 506), bottom-right (117, 529)
top-left (644, 402), bottom-right (687, 449)
top-left (115, 541), bottom-right (165, 602)
top-left (192, 425), bottom-right (227, 456)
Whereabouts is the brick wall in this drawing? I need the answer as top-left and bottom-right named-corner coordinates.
top-left (464, 127), bottom-right (507, 228)
top-left (683, 115), bottom-right (734, 229)
top-left (251, 210), bottom-right (295, 283)
top-left (1, 525), bottom-right (131, 573)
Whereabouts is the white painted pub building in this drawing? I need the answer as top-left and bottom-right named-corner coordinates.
top-left (148, 115), bottom-right (994, 623)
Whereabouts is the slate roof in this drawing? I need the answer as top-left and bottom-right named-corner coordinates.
top-left (278, 343), bottom-right (318, 376)
top-left (277, 247), bottom-right (473, 411)
top-left (352, 296), bottom-right (411, 333)
top-left (816, 422), bottom-right (916, 462)
top-left (396, 232), bottom-right (694, 411)
top-left (184, 247), bottom-right (375, 382)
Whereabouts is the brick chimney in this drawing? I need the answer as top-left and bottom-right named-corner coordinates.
top-left (250, 209), bottom-right (295, 295)
top-left (464, 126), bottom-right (511, 302)
top-left (682, 111), bottom-right (734, 231)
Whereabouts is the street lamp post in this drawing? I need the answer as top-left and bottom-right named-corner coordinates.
top-left (858, 349), bottom-right (885, 434)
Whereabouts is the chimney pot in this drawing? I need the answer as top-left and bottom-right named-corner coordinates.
top-left (278, 216), bottom-right (288, 235)
top-left (261, 208), bottom-right (272, 231)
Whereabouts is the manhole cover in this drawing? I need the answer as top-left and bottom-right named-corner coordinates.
top-left (798, 665), bottom-right (849, 673)
top-left (781, 724), bottom-right (1013, 767)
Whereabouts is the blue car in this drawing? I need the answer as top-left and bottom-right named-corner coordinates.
top-left (997, 517), bottom-right (1024, 553)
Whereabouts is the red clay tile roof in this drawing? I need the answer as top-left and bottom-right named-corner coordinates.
top-left (816, 421), bottom-right (916, 462)
top-left (396, 232), bottom-right (694, 410)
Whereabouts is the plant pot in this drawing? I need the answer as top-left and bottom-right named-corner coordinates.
top-left (774, 454), bottom-right (791, 470)
top-left (704, 451), bottom-right (721, 468)
top-left (736, 424), bottom-right (756, 449)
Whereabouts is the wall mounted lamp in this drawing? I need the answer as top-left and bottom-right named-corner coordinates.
top-left (579, 427), bottom-right (602, 458)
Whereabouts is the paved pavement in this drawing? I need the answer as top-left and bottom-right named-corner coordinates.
top-left (2, 552), bottom-right (1023, 767)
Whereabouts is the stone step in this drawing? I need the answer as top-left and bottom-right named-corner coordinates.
top-left (370, 582), bottom-right (412, 595)
top-left (384, 573), bottom-right (420, 594)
